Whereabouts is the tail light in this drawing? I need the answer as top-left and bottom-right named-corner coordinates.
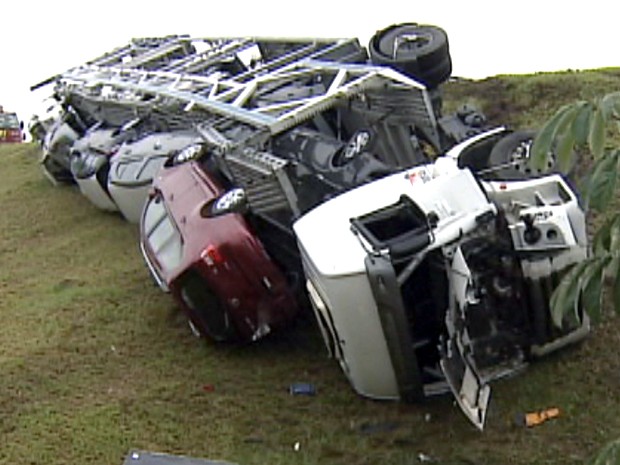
top-left (200, 244), bottom-right (225, 266)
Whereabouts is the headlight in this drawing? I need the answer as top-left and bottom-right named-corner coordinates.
top-left (173, 144), bottom-right (202, 164)
top-left (70, 151), bottom-right (108, 179)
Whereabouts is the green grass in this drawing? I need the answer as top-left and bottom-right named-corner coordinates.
top-left (1, 68), bottom-right (620, 465)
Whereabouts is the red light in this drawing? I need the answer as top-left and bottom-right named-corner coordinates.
top-left (200, 244), bottom-right (225, 266)
top-left (499, 183), bottom-right (507, 190)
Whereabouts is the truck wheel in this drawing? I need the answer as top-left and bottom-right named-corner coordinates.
top-left (486, 130), bottom-right (558, 180)
top-left (414, 56), bottom-right (452, 89)
top-left (369, 23), bottom-right (451, 87)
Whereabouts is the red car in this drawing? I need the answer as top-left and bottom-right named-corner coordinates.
top-left (140, 154), bottom-right (298, 342)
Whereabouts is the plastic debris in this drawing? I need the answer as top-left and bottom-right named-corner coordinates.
top-left (417, 452), bottom-right (436, 462)
top-left (293, 442), bottom-right (301, 452)
top-left (515, 407), bottom-right (560, 427)
top-left (289, 383), bottom-right (316, 396)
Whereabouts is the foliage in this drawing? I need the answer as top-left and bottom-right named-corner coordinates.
top-left (531, 93), bottom-right (620, 325)
top-left (591, 439), bottom-right (620, 465)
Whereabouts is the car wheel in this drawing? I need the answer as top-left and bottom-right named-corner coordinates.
top-left (369, 23), bottom-right (451, 87)
top-left (179, 272), bottom-right (236, 342)
top-left (486, 130), bottom-right (559, 180)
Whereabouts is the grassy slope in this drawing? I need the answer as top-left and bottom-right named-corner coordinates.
top-left (1, 69), bottom-right (620, 465)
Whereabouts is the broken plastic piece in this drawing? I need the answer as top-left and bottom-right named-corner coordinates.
top-left (417, 452), bottom-right (437, 463)
top-left (515, 407), bottom-right (560, 427)
top-left (289, 383), bottom-right (316, 396)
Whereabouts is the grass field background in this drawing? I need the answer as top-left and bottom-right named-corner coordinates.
top-left (1, 68), bottom-right (620, 465)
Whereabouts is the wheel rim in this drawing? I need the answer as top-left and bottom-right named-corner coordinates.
top-left (392, 33), bottom-right (431, 59)
top-left (509, 140), bottom-right (555, 176)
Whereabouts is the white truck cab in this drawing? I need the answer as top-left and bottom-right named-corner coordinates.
top-left (294, 153), bottom-right (588, 430)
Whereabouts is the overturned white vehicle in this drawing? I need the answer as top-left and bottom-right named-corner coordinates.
top-left (294, 130), bottom-right (589, 430)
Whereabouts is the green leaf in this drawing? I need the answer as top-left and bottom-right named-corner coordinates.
top-left (604, 215), bottom-right (620, 314)
top-left (609, 213), bottom-right (620, 255)
top-left (531, 104), bottom-right (578, 170)
top-left (588, 105), bottom-right (606, 158)
top-left (550, 260), bottom-right (592, 328)
top-left (601, 91), bottom-right (620, 119)
top-left (579, 256), bottom-right (611, 320)
top-left (592, 438), bottom-right (620, 465)
top-left (614, 258), bottom-right (620, 315)
top-left (584, 151), bottom-right (619, 211)
top-left (594, 215), bottom-right (615, 254)
top-left (572, 102), bottom-right (592, 146)
top-left (555, 127), bottom-right (576, 173)
top-left (608, 254), bottom-right (620, 285)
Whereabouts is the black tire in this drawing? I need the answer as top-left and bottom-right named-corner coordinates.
top-left (486, 130), bottom-right (558, 180)
top-left (179, 272), bottom-right (236, 342)
top-left (413, 56), bottom-right (452, 89)
top-left (370, 23), bottom-right (449, 68)
top-left (369, 23), bottom-right (451, 86)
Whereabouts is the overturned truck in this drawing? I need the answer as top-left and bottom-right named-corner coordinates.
top-left (295, 143), bottom-right (588, 429)
top-left (32, 23), bottom-right (589, 429)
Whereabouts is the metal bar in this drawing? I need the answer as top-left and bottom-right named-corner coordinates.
top-left (125, 38), bottom-right (191, 68)
top-left (64, 77), bottom-right (275, 128)
top-left (175, 39), bottom-right (254, 74)
top-left (232, 82), bottom-right (258, 107)
top-left (62, 65), bottom-right (246, 98)
top-left (233, 42), bottom-right (320, 82)
top-left (209, 66), bottom-right (321, 104)
top-left (87, 44), bottom-right (134, 67)
top-left (268, 72), bottom-right (382, 134)
top-left (253, 98), bottom-right (316, 114)
top-left (327, 69), bottom-right (347, 95)
top-left (161, 39), bottom-right (248, 72)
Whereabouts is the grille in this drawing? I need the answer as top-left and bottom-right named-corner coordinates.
top-left (225, 149), bottom-right (292, 214)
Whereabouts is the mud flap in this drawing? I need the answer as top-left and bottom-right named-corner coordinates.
top-left (440, 246), bottom-right (491, 430)
top-left (365, 254), bottom-right (425, 402)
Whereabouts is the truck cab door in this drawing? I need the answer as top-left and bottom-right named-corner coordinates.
top-left (440, 246), bottom-right (491, 430)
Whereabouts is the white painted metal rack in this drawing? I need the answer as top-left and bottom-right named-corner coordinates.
top-left (48, 36), bottom-right (438, 146)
